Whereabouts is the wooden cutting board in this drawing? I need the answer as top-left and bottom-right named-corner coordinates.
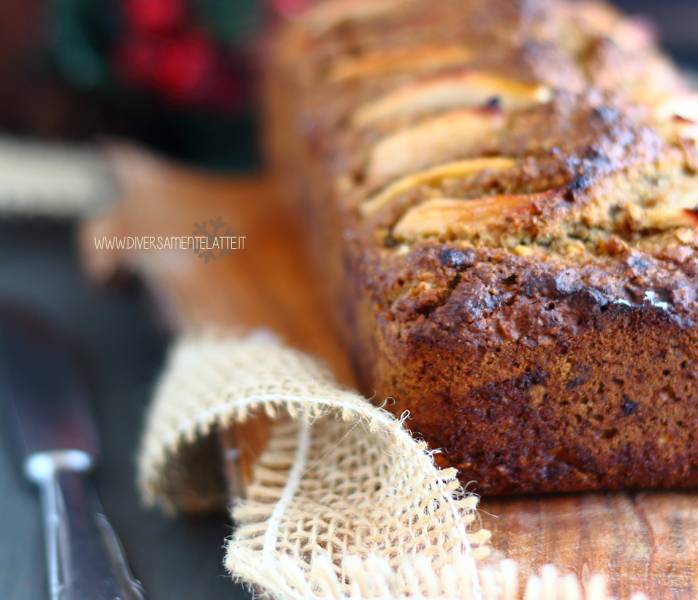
top-left (79, 144), bottom-right (698, 600)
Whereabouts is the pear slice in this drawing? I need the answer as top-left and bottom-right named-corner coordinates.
top-left (635, 207), bottom-right (698, 229)
top-left (393, 193), bottom-right (547, 241)
top-left (329, 45), bottom-right (473, 82)
top-left (678, 119), bottom-right (698, 141)
top-left (631, 187), bottom-right (698, 230)
top-left (367, 108), bottom-right (506, 180)
top-left (658, 116), bottom-right (698, 144)
top-left (360, 156), bottom-right (517, 217)
top-left (300, 0), bottom-right (410, 35)
top-left (657, 93), bottom-right (698, 122)
top-left (351, 72), bottom-right (552, 128)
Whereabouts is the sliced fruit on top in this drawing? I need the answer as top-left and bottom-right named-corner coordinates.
top-left (351, 72), bottom-right (552, 128)
top-left (329, 45), bottom-right (473, 82)
top-left (367, 107), bottom-right (506, 180)
top-left (633, 207), bottom-right (698, 230)
top-left (657, 116), bottom-right (698, 145)
top-left (299, 0), bottom-right (411, 35)
top-left (360, 156), bottom-right (517, 217)
top-left (392, 192), bottom-right (549, 242)
top-left (656, 93), bottom-right (698, 122)
top-left (628, 186), bottom-right (698, 230)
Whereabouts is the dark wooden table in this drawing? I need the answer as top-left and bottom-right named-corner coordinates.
top-left (0, 221), bottom-right (250, 600)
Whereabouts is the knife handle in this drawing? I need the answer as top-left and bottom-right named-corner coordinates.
top-left (26, 451), bottom-right (146, 600)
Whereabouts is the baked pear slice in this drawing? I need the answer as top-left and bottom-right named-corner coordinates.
top-left (300, 0), bottom-right (411, 35)
top-left (329, 45), bottom-right (473, 82)
top-left (367, 107), bottom-right (505, 180)
top-left (351, 71), bottom-right (551, 128)
top-left (360, 156), bottom-right (516, 217)
top-left (393, 192), bottom-right (548, 241)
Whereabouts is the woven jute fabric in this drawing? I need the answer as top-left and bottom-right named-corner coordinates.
top-left (138, 332), bottom-right (644, 600)
top-left (138, 331), bottom-right (492, 599)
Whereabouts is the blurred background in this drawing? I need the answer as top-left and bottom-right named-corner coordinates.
top-left (0, 0), bottom-right (314, 170)
top-left (0, 0), bottom-right (696, 172)
top-left (0, 0), bottom-right (696, 599)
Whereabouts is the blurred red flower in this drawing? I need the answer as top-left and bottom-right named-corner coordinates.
top-left (122, 0), bottom-right (186, 35)
top-left (113, 0), bottom-right (250, 111)
top-left (153, 31), bottom-right (216, 101)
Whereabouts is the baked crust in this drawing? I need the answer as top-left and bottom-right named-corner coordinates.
top-left (265, 0), bottom-right (698, 494)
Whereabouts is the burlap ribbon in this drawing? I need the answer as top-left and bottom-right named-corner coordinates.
top-left (137, 333), bottom-right (628, 600)
top-left (138, 332), bottom-right (491, 598)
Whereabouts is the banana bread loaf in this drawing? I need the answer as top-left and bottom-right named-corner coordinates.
top-left (265, 0), bottom-right (698, 494)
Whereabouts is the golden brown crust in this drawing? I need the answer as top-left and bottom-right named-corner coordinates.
top-left (265, 0), bottom-right (698, 494)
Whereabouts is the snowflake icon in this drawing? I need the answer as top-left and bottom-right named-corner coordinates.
top-left (192, 216), bottom-right (237, 263)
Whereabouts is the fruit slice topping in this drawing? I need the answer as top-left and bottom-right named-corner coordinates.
top-left (392, 192), bottom-right (549, 241)
top-left (367, 107), bottom-right (505, 180)
top-left (329, 45), bottom-right (473, 82)
top-left (351, 72), bottom-right (552, 128)
top-left (360, 156), bottom-right (517, 217)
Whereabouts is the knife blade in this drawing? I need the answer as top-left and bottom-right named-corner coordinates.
top-left (0, 305), bottom-right (145, 600)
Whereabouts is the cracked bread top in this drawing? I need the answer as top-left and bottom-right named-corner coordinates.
top-left (271, 0), bottom-right (698, 348)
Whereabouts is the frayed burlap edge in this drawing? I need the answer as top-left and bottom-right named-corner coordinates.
top-left (137, 332), bottom-right (650, 600)
top-left (137, 331), bottom-right (487, 599)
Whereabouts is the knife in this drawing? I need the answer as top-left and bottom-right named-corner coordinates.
top-left (0, 306), bottom-right (145, 600)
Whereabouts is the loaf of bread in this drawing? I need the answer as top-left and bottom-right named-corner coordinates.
top-left (265, 0), bottom-right (698, 494)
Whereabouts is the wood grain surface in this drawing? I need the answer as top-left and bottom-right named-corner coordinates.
top-left (478, 492), bottom-right (698, 599)
top-left (80, 145), bottom-right (698, 600)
